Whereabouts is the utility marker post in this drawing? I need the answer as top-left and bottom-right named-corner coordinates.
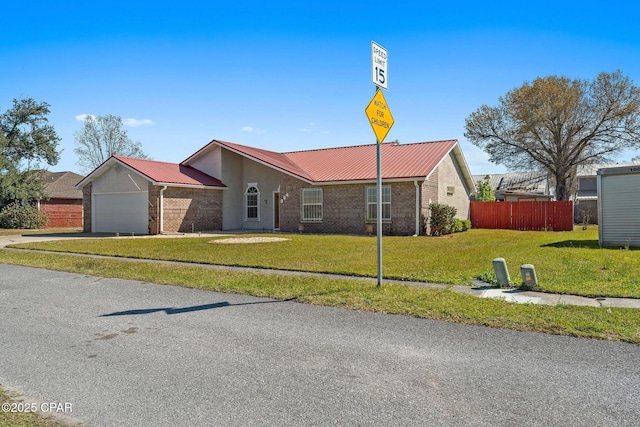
top-left (365, 41), bottom-right (393, 286)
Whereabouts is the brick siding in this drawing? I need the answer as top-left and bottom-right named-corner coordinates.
top-left (160, 187), bottom-right (222, 233)
top-left (279, 175), bottom-right (422, 235)
top-left (82, 183), bottom-right (92, 232)
top-left (148, 184), bottom-right (160, 234)
top-left (41, 199), bottom-right (83, 228)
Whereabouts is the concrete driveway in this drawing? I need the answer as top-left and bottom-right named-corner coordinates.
top-left (1, 265), bottom-right (639, 426)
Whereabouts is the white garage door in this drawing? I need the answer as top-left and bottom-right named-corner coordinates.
top-left (93, 192), bottom-right (149, 234)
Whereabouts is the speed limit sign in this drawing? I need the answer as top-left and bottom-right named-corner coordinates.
top-left (371, 41), bottom-right (388, 90)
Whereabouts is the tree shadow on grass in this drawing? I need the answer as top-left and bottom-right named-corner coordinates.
top-left (542, 240), bottom-right (640, 250)
top-left (99, 299), bottom-right (294, 317)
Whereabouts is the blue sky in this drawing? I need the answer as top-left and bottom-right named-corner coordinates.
top-left (2, 1), bottom-right (639, 175)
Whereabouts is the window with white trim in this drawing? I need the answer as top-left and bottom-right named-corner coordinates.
top-left (366, 186), bottom-right (391, 221)
top-left (302, 188), bottom-right (323, 222)
top-left (246, 185), bottom-right (259, 220)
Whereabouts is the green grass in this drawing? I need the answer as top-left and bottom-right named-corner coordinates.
top-left (0, 249), bottom-right (638, 344)
top-left (11, 227), bottom-right (640, 298)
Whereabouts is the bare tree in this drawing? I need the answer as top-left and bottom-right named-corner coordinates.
top-left (464, 70), bottom-right (640, 200)
top-left (74, 114), bottom-right (149, 173)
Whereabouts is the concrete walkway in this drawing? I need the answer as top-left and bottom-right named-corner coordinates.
top-left (1, 232), bottom-right (639, 309)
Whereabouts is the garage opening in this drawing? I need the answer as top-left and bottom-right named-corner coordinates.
top-left (93, 192), bottom-right (149, 234)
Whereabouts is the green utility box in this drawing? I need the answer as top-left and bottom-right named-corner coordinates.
top-left (492, 258), bottom-right (510, 287)
top-left (520, 264), bottom-right (538, 290)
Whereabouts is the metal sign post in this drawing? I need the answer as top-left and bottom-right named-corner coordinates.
top-left (376, 130), bottom-right (383, 287)
top-left (366, 41), bottom-right (393, 286)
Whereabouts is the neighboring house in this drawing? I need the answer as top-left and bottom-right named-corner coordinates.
top-left (574, 161), bottom-right (639, 224)
top-left (471, 171), bottom-right (551, 201)
top-left (39, 171), bottom-right (84, 228)
top-left (77, 139), bottom-right (476, 236)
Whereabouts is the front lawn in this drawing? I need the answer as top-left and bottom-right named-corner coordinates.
top-left (9, 227), bottom-right (640, 298)
top-left (0, 249), bottom-right (638, 343)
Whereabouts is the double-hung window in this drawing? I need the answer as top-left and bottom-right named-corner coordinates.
top-left (302, 188), bottom-right (323, 222)
top-left (246, 185), bottom-right (259, 220)
top-left (366, 186), bottom-right (391, 221)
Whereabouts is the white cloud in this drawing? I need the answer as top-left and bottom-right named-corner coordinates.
top-left (298, 121), bottom-right (329, 134)
top-left (75, 115), bottom-right (154, 127)
top-left (123, 118), bottom-right (154, 127)
top-left (75, 114), bottom-right (96, 122)
top-left (241, 126), bottom-right (266, 135)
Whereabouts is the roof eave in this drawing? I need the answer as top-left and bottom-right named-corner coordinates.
top-left (312, 177), bottom-right (427, 186)
top-left (153, 182), bottom-right (227, 190)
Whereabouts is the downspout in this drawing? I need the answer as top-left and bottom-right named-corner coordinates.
top-left (159, 186), bottom-right (167, 234)
top-left (414, 180), bottom-right (420, 236)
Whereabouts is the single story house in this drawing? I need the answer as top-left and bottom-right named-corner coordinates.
top-left (471, 171), bottom-right (551, 201)
top-left (574, 161), bottom-right (639, 224)
top-left (76, 139), bottom-right (476, 236)
top-left (39, 171), bottom-right (84, 228)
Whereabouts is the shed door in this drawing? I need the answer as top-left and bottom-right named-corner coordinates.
top-left (93, 192), bottom-right (149, 234)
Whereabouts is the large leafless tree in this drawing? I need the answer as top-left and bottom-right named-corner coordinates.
top-left (464, 70), bottom-right (640, 200)
top-left (74, 114), bottom-right (149, 173)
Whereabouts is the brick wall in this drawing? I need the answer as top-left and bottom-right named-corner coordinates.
top-left (41, 198), bottom-right (83, 228)
top-left (279, 174), bottom-right (303, 233)
top-left (82, 183), bottom-right (92, 232)
top-left (148, 184), bottom-right (160, 234)
top-left (161, 187), bottom-right (222, 233)
top-left (387, 181), bottom-right (418, 235)
top-left (279, 174), bottom-right (420, 235)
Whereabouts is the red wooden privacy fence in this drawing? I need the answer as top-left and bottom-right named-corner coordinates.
top-left (470, 201), bottom-right (574, 231)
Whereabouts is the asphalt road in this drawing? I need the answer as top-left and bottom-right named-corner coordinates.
top-left (0, 264), bottom-right (638, 426)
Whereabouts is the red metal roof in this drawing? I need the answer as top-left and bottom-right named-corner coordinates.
top-left (209, 139), bottom-right (458, 182)
top-left (287, 140), bottom-right (458, 182)
top-left (113, 155), bottom-right (225, 187)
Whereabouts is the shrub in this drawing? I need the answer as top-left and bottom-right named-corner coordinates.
top-left (0, 202), bottom-right (47, 229)
top-left (429, 203), bottom-right (457, 236)
top-left (451, 218), bottom-right (472, 233)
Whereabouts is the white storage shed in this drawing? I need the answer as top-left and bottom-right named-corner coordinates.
top-left (598, 165), bottom-right (640, 247)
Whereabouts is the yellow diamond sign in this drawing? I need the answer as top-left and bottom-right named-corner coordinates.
top-left (365, 89), bottom-right (394, 144)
